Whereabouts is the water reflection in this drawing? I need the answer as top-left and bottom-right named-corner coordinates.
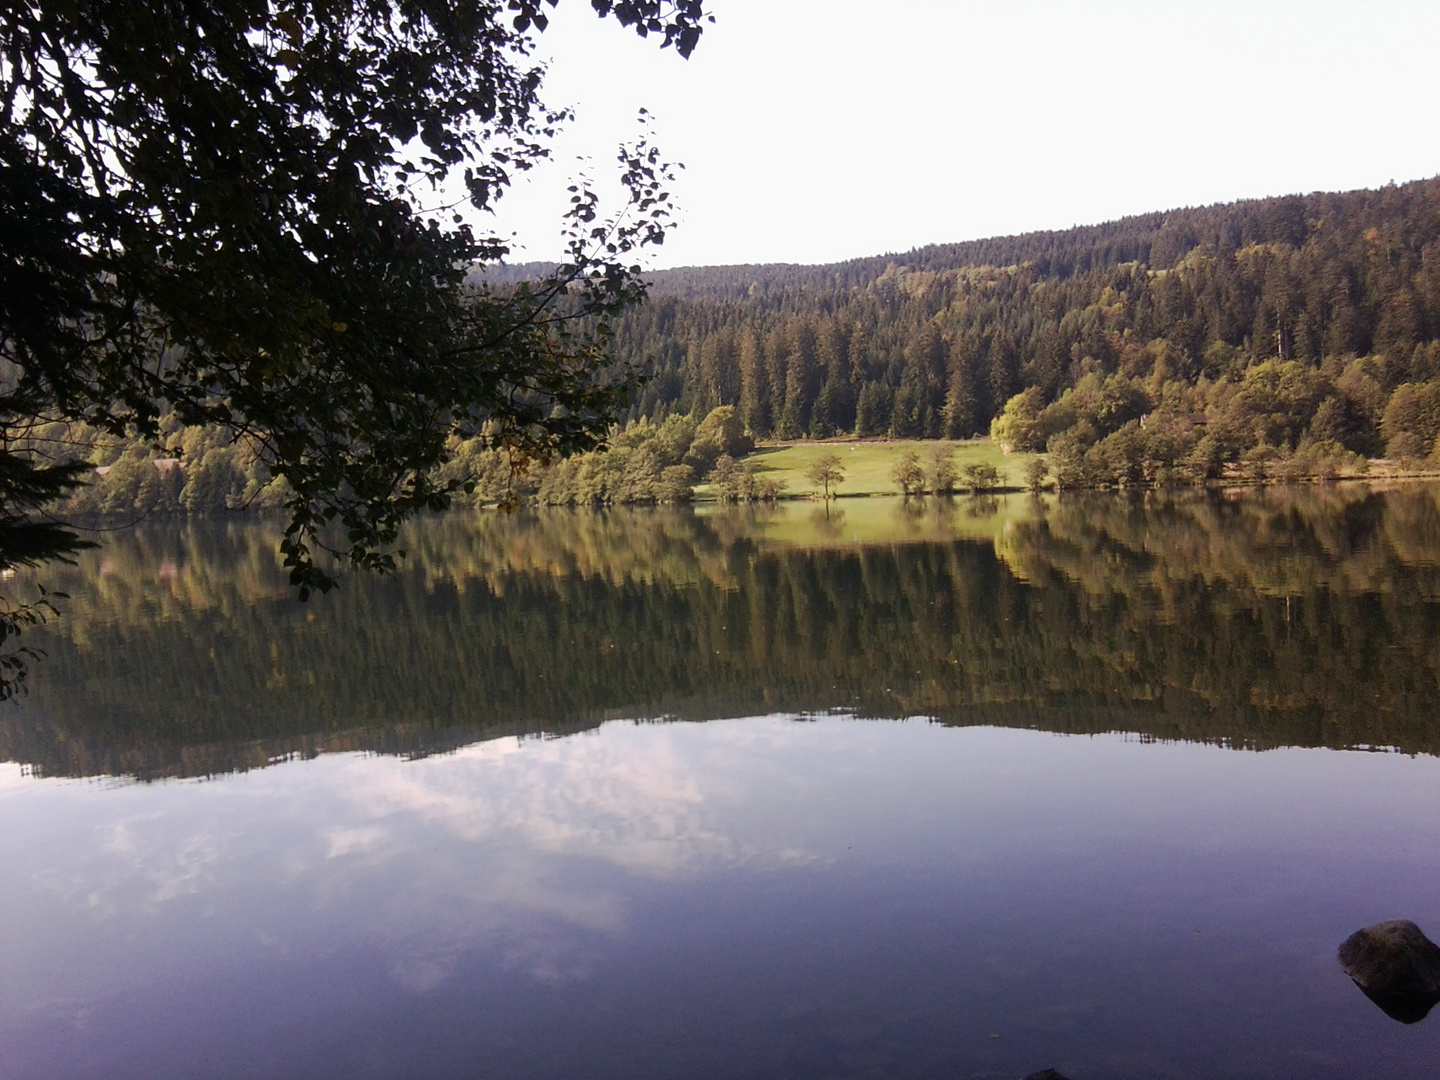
top-left (4, 487), bottom-right (1440, 1078)
top-left (4, 719), bottom-right (1440, 1079)
top-left (1355, 982), bottom-right (1440, 1026)
top-left (4, 483), bottom-right (1440, 780)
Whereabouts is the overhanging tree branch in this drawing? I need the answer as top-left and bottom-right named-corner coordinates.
top-left (0, 0), bottom-right (711, 671)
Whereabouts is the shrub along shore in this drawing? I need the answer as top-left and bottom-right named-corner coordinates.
top-left (33, 400), bottom-right (1436, 523)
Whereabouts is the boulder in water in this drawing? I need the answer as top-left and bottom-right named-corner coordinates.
top-left (1338, 919), bottom-right (1440, 1024)
top-left (1023, 1071), bottom-right (1070, 1080)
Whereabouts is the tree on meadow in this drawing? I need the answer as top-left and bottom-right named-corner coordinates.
top-left (806, 454), bottom-right (845, 500)
top-left (891, 451), bottom-right (926, 496)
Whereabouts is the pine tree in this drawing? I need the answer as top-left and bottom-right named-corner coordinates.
top-left (855, 382), bottom-right (893, 437)
top-left (700, 329), bottom-right (739, 407)
top-left (764, 326), bottom-right (789, 432)
top-left (812, 323), bottom-right (856, 435)
top-left (739, 330), bottom-right (771, 436)
top-left (779, 320), bottom-right (819, 439)
top-left (848, 324), bottom-right (875, 387)
top-left (905, 322), bottom-right (948, 436)
top-left (986, 329), bottom-right (1019, 425)
top-left (944, 340), bottom-right (981, 437)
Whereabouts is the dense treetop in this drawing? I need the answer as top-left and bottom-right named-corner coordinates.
top-left (639, 180), bottom-right (1440, 300)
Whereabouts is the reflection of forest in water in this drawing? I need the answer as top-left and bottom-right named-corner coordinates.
top-left (5, 482), bottom-right (1440, 779)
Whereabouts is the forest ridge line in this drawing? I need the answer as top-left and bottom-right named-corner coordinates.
top-left (487, 176), bottom-right (1440, 296)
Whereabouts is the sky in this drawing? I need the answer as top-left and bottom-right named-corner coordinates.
top-left (481, 0), bottom-right (1440, 270)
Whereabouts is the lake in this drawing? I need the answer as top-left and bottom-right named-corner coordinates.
top-left (4, 485), bottom-right (1440, 1079)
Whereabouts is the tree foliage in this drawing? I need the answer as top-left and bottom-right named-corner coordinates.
top-left (1024, 456), bottom-right (1048, 492)
top-left (805, 453), bottom-right (844, 499)
top-left (929, 446), bottom-right (956, 494)
top-left (960, 461), bottom-right (1000, 493)
top-left (1, 0), bottom-right (711, 602)
top-left (891, 451), bottom-right (924, 496)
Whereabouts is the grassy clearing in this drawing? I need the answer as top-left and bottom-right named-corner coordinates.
top-left (723, 438), bottom-right (1040, 499)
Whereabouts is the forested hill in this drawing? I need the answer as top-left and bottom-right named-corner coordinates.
top-left (595, 177), bottom-right (1440, 484)
top-left (491, 179), bottom-right (1438, 298)
top-left (55, 180), bottom-right (1440, 520)
top-left (641, 189), bottom-right (1378, 300)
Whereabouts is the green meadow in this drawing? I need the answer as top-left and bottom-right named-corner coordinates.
top-left (708, 438), bottom-right (1040, 499)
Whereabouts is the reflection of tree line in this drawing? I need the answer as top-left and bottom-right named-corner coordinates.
top-left (6, 484), bottom-right (1440, 780)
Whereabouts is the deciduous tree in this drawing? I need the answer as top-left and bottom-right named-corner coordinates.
top-left (961, 462), bottom-right (1000, 493)
top-left (806, 454), bottom-right (844, 499)
top-left (891, 450), bottom-right (925, 496)
top-left (930, 446), bottom-right (956, 494)
top-left (1, 0), bottom-right (710, 599)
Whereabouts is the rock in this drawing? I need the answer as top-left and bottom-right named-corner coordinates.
top-left (1338, 919), bottom-right (1440, 1024)
top-left (1023, 1071), bottom-right (1070, 1080)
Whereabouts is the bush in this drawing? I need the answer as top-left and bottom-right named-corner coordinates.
top-left (891, 450), bottom-right (925, 495)
top-left (1025, 457), bottom-right (1048, 492)
top-left (685, 405), bottom-right (752, 475)
top-left (930, 447), bottom-right (957, 494)
top-left (961, 462), bottom-right (1001, 492)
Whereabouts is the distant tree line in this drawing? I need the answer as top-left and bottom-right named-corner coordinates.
top-left (43, 404), bottom-right (760, 515)
top-left (602, 178), bottom-right (1440, 485)
top-left (26, 419), bottom-right (292, 518)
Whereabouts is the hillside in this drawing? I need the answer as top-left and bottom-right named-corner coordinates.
top-left (599, 177), bottom-right (1440, 486)
top-left (492, 180), bottom-right (1439, 299)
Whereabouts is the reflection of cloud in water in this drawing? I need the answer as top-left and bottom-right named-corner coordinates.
top-left (99, 820), bottom-right (141, 855)
top-left (324, 825), bottom-right (386, 859)
top-left (5, 721), bottom-right (827, 1001)
top-left (336, 721), bottom-right (824, 991)
top-left (390, 951), bottom-right (458, 994)
top-left (336, 722), bottom-right (809, 877)
top-left (0, 762), bottom-right (37, 792)
top-left (28, 809), bottom-right (221, 920)
top-left (145, 832), bottom-right (221, 904)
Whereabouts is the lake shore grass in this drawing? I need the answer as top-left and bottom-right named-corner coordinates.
top-left (697, 438), bottom-right (1041, 500)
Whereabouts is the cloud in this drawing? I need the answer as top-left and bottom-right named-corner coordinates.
top-left (334, 722), bottom-right (808, 877)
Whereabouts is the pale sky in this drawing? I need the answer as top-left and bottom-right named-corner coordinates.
top-left (481, 0), bottom-right (1440, 269)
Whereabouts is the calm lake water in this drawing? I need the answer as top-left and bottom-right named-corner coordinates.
top-left (4, 485), bottom-right (1440, 1079)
